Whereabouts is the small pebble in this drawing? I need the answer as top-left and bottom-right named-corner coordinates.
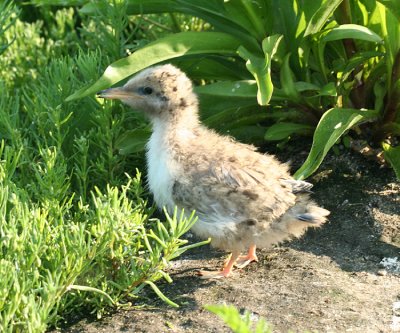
top-left (377, 269), bottom-right (387, 276)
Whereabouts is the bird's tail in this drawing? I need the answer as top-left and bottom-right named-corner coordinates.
top-left (255, 196), bottom-right (330, 248)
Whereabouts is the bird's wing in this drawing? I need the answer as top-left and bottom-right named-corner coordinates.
top-left (172, 158), bottom-right (296, 222)
top-left (280, 179), bottom-right (313, 194)
top-left (208, 161), bottom-right (265, 187)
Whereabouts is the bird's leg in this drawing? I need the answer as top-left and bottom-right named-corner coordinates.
top-left (198, 251), bottom-right (240, 279)
top-left (234, 244), bottom-right (258, 269)
top-left (223, 253), bottom-right (232, 268)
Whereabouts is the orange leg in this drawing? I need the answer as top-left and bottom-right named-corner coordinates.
top-left (198, 251), bottom-right (240, 279)
top-left (235, 244), bottom-right (258, 269)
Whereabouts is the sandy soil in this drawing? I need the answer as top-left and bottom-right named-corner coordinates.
top-left (53, 149), bottom-right (400, 333)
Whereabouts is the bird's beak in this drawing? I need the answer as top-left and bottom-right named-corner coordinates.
top-left (97, 87), bottom-right (143, 100)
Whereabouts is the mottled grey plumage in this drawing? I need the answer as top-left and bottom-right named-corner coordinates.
top-left (98, 64), bottom-right (330, 278)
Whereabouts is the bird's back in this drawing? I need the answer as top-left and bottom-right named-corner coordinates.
top-left (166, 125), bottom-right (321, 248)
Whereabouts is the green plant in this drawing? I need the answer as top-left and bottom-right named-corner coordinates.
top-left (0, 51), bottom-right (208, 331)
top-left (205, 304), bottom-right (273, 333)
top-left (69, 0), bottom-right (400, 179)
top-left (0, 3), bottom-right (209, 331)
top-left (0, 1), bottom-right (19, 56)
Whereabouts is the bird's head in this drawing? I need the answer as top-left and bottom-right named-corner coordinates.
top-left (97, 64), bottom-right (198, 120)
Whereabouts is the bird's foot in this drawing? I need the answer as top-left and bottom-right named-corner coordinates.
top-left (199, 251), bottom-right (239, 279)
top-left (234, 244), bottom-right (258, 269)
top-left (197, 268), bottom-right (233, 279)
top-left (234, 253), bottom-right (258, 269)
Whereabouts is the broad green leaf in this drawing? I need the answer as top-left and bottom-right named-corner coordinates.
top-left (81, 0), bottom-right (223, 15)
top-left (321, 24), bottom-right (383, 43)
top-left (229, 125), bottom-right (266, 144)
top-left (377, 0), bottom-right (400, 18)
top-left (115, 0), bottom-right (260, 50)
top-left (226, 114), bottom-right (275, 129)
top-left (203, 105), bottom-right (300, 129)
top-left (374, 80), bottom-right (387, 112)
top-left (280, 53), bottom-right (301, 102)
top-left (32, 0), bottom-right (86, 4)
top-left (66, 32), bottom-right (241, 101)
top-left (294, 108), bottom-right (379, 180)
top-left (176, 57), bottom-right (249, 81)
top-left (238, 46), bottom-right (271, 106)
top-left (316, 25), bottom-right (382, 83)
top-left (115, 129), bottom-right (151, 155)
top-left (195, 80), bottom-right (257, 98)
top-left (262, 34), bottom-right (283, 59)
top-left (225, 0), bottom-right (267, 41)
top-left (382, 143), bottom-right (400, 179)
top-left (237, 35), bottom-right (283, 106)
top-left (319, 82), bottom-right (337, 96)
top-left (199, 96), bottom-right (258, 120)
top-left (377, 2), bottom-right (400, 86)
top-left (271, 0), bottom-right (302, 51)
top-left (294, 81), bottom-right (320, 92)
top-left (337, 51), bottom-right (384, 75)
top-left (304, 0), bottom-right (343, 36)
top-left (386, 123), bottom-right (400, 135)
top-left (264, 122), bottom-right (314, 141)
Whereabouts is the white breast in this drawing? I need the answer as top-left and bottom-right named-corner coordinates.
top-left (146, 121), bottom-right (176, 210)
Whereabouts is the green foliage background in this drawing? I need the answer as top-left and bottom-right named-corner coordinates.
top-left (72, 0), bottom-right (400, 179)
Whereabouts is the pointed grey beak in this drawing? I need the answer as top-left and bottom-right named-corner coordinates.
top-left (97, 87), bottom-right (145, 101)
top-left (97, 87), bottom-right (132, 99)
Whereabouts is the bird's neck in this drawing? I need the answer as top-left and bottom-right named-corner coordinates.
top-left (150, 105), bottom-right (200, 138)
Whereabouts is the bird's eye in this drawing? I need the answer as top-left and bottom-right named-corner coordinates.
top-left (138, 87), bottom-right (153, 95)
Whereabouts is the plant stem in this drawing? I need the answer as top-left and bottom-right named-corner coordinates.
top-left (169, 13), bottom-right (181, 33)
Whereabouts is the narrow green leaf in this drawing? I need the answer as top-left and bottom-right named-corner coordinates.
top-left (264, 123), bottom-right (314, 141)
top-left (66, 32), bottom-right (241, 101)
top-left (294, 108), bottom-right (379, 180)
top-left (143, 281), bottom-right (179, 308)
top-left (322, 24), bottom-right (383, 43)
top-left (67, 285), bottom-right (115, 305)
top-left (148, 230), bottom-right (167, 248)
top-left (169, 238), bottom-right (211, 260)
top-left (382, 143), bottom-right (400, 179)
top-left (304, 0), bottom-right (343, 36)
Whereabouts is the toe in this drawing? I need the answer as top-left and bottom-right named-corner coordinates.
top-left (197, 269), bottom-right (232, 279)
top-left (234, 254), bottom-right (258, 269)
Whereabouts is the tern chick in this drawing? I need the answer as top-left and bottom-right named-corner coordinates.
top-left (98, 64), bottom-right (330, 278)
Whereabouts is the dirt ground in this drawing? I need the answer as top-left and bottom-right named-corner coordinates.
top-left (54, 148), bottom-right (400, 333)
